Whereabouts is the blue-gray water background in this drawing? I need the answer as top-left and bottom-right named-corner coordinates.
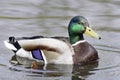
top-left (0, 0), bottom-right (120, 80)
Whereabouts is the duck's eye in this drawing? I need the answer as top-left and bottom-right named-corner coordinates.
top-left (78, 22), bottom-right (84, 25)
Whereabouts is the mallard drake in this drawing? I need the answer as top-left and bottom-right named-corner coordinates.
top-left (4, 16), bottom-right (101, 65)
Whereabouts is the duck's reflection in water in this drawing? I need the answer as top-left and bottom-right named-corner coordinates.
top-left (10, 54), bottom-right (98, 79)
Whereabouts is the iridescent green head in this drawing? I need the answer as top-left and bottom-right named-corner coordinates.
top-left (68, 16), bottom-right (101, 44)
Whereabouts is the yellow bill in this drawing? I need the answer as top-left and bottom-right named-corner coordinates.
top-left (84, 27), bottom-right (101, 39)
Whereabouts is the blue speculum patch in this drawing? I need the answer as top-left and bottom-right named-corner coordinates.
top-left (32, 50), bottom-right (44, 60)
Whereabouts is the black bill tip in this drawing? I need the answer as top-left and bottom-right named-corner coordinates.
top-left (99, 37), bottom-right (101, 40)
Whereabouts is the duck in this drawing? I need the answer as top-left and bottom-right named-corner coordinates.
top-left (4, 16), bottom-right (101, 65)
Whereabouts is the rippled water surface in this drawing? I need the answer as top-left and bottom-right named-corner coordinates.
top-left (0, 0), bottom-right (120, 80)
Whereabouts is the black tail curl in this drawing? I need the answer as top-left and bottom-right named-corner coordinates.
top-left (9, 36), bottom-right (21, 52)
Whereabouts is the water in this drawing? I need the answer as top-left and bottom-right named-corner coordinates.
top-left (0, 0), bottom-right (120, 80)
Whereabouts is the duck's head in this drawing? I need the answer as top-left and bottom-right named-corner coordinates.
top-left (68, 16), bottom-right (101, 44)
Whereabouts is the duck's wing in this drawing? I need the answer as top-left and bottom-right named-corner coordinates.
top-left (4, 36), bottom-right (71, 53)
top-left (18, 37), bottom-right (72, 54)
top-left (16, 35), bottom-right (44, 40)
top-left (4, 36), bottom-right (74, 64)
top-left (16, 35), bottom-right (70, 43)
